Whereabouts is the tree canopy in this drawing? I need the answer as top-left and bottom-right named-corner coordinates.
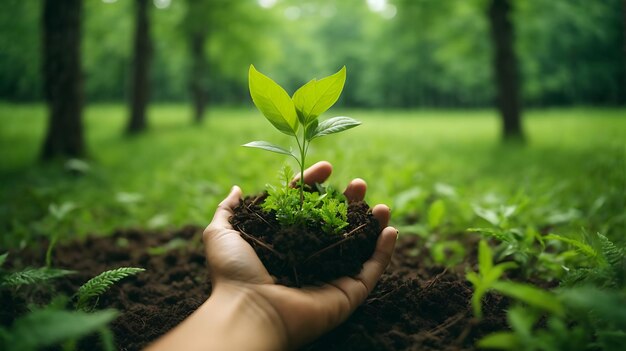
top-left (0, 0), bottom-right (623, 107)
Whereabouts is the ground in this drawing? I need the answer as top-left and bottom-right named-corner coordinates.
top-left (0, 104), bottom-right (624, 349)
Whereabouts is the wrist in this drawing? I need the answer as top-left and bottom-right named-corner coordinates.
top-left (148, 282), bottom-right (288, 351)
top-left (206, 282), bottom-right (289, 351)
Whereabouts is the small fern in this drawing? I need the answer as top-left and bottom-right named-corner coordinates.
top-left (598, 233), bottom-right (625, 287)
top-left (559, 233), bottom-right (625, 289)
top-left (76, 267), bottom-right (145, 311)
top-left (0, 267), bottom-right (75, 288)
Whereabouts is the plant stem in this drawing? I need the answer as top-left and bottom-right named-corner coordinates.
top-left (294, 134), bottom-right (306, 209)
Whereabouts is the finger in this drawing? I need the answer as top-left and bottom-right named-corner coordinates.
top-left (290, 161), bottom-right (332, 187)
top-left (372, 204), bottom-right (391, 229)
top-left (208, 186), bottom-right (242, 230)
top-left (326, 226), bottom-right (397, 311)
top-left (343, 178), bottom-right (367, 203)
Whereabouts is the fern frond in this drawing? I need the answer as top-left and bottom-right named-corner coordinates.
top-left (544, 234), bottom-right (598, 261)
top-left (597, 234), bottom-right (624, 269)
top-left (0, 267), bottom-right (75, 288)
top-left (0, 252), bottom-right (7, 268)
top-left (598, 233), bottom-right (625, 287)
top-left (76, 267), bottom-right (144, 311)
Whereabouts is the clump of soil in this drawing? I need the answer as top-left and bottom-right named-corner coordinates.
top-left (2, 228), bottom-right (509, 351)
top-left (231, 193), bottom-right (380, 286)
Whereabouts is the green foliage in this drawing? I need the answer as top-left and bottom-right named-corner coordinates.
top-left (431, 241), bottom-right (465, 267)
top-left (466, 240), bottom-right (517, 318)
top-left (559, 233), bottom-right (625, 288)
top-left (76, 267), bottom-right (145, 311)
top-left (261, 166), bottom-right (348, 235)
top-left (0, 305), bottom-right (118, 351)
top-left (0, 266), bottom-right (75, 288)
top-left (292, 66), bottom-right (346, 124)
top-left (470, 227), bottom-right (625, 350)
top-left (248, 65), bottom-right (299, 136)
top-left (427, 199), bottom-right (446, 229)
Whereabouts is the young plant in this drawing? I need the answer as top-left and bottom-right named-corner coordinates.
top-left (244, 65), bottom-right (361, 206)
top-left (75, 267), bottom-right (145, 311)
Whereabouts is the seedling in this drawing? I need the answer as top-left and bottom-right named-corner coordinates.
top-left (244, 65), bottom-right (361, 207)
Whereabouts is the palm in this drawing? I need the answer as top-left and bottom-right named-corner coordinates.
top-left (203, 161), bottom-right (396, 349)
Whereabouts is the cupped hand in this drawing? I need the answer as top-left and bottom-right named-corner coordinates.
top-left (202, 161), bottom-right (397, 349)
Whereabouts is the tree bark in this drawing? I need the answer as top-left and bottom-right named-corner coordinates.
top-left (127, 0), bottom-right (152, 134)
top-left (189, 30), bottom-right (207, 124)
top-left (488, 0), bottom-right (524, 141)
top-left (41, 0), bottom-right (85, 159)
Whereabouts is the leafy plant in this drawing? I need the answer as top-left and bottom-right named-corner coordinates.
top-left (261, 166), bottom-right (349, 234)
top-left (244, 65), bottom-right (360, 206)
top-left (465, 240), bottom-right (518, 318)
top-left (470, 234), bottom-right (626, 350)
top-left (76, 267), bottom-right (145, 311)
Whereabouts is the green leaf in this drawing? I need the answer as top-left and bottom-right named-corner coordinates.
top-left (476, 332), bottom-right (520, 350)
top-left (478, 240), bottom-right (493, 275)
top-left (492, 281), bottom-right (564, 316)
top-left (477, 332), bottom-right (519, 349)
top-left (292, 66), bottom-right (346, 124)
top-left (248, 65), bottom-right (298, 135)
top-left (310, 116), bottom-right (361, 140)
top-left (427, 199), bottom-right (446, 229)
top-left (6, 308), bottom-right (118, 351)
top-left (507, 305), bottom-right (538, 339)
top-left (242, 141), bottom-right (297, 160)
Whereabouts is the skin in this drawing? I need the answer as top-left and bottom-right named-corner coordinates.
top-left (148, 161), bottom-right (398, 351)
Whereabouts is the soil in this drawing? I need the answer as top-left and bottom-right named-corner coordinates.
top-left (2, 227), bottom-right (509, 351)
top-left (230, 194), bottom-right (380, 286)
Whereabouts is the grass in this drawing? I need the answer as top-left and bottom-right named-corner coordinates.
top-left (0, 103), bottom-right (624, 249)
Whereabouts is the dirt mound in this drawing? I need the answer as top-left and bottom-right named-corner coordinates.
top-left (4, 228), bottom-right (508, 350)
top-left (231, 194), bottom-right (380, 286)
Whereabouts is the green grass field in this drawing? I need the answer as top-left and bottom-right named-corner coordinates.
top-left (0, 103), bottom-right (624, 249)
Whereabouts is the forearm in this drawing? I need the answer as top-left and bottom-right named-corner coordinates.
top-left (147, 284), bottom-right (287, 351)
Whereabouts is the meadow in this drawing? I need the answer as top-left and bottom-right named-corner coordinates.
top-left (1, 103), bottom-right (625, 349)
top-left (1, 104), bottom-right (624, 249)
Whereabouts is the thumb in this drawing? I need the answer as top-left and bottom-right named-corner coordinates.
top-left (210, 185), bottom-right (242, 229)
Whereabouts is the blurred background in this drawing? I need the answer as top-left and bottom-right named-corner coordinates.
top-left (0, 0), bottom-right (624, 248)
top-left (2, 0), bottom-right (624, 108)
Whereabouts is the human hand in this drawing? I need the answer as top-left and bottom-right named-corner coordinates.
top-left (149, 161), bottom-right (397, 351)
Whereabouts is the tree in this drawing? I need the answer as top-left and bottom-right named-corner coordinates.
top-left (184, 0), bottom-right (210, 124)
top-left (41, 0), bottom-right (85, 159)
top-left (488, 0), bottom-right (524, 141)
top-left (127, 0), bottom-right (152, 134)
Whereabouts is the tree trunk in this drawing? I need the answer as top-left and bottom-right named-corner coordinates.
top-left (127, 0), bottom-right (152, 134)
top-left (41, 0), bottom-right (85, 159)
top-left (622, 0), bottom-right (626, 105)
top-left (189, 30), bottom-right (207, 124)
top-left (488, 0), bottom-right (524, 141)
